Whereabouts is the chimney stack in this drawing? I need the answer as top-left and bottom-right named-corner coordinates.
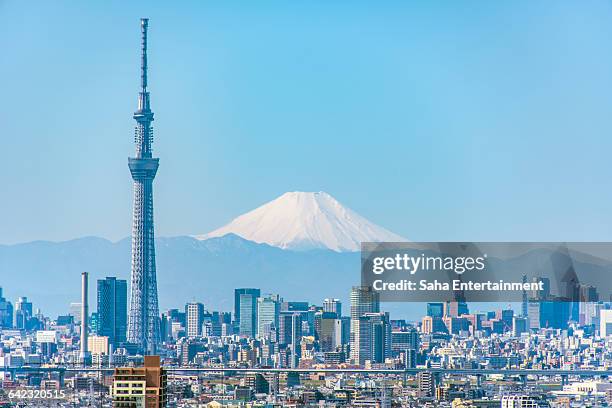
top-left (80, 272), bottom-right (89, 364)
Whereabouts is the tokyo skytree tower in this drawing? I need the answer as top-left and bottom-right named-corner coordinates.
top-left (127, 18), bottom-right (160, 354)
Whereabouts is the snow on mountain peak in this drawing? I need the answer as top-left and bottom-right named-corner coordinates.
top-left (195, 191), bottom-right (407, 252)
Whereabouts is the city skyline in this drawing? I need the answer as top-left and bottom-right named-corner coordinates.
top-left (1, 4), bottom-right (611, 406)
top-left (2, 2), bottom-right (612, 245)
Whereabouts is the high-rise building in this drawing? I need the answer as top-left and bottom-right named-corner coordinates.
top-left (539, 301), bottom-right (570, 329)
top-left (0, 288), bottom-right (13, 329)
top-left (323, 298), bottom-right (342, 317)
top-left (235, 288), bottom-right (260, 337)
top-left (257, 294), bottom-right (280, 340)
top-left (97, 277), bottom-right (128, 346)
top-left (279, 312), bottom-right (303, 368)
top-left (426, 303), bottom-right (444, 318)
top-left (289, 313), bottom-right (303, 368)
top-left (512, 316), bottom-right (528, 337)
top-left (527, 301), bottom-right (541, 329)
top-left (111, 355), bottom-right (167, 407)
top-left (391, 328), bottom-right (419, 353)
top-left (497, 309), bottom-right (514, 331)
top-left (279, 312), bottom-right (303, 345)
top-left (354, 312), bottom-right (391, 365)
top-left (521, 274), bottom-right (528, 317)
top-left (185, 302), bottom-right (205, 338)
top-left (444, 301), bottom-right (468, 318)
top-left (350, 286), bottom-right (380, 320)
top-left (334, 316), bottom-right (350, 348)
top-left (314, 311), bottom-right (338, 352)
top-left (127, 18), bottom-right (161, 355)
top-left (14, 297), bottom-right (32, 330)
top-left (600, 309), bottom-right (612, 337)
top-left (350, 286), bottom-right (380, 364)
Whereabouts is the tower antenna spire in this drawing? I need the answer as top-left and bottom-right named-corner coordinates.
top-left (140, 18), bottom-right (148, 91)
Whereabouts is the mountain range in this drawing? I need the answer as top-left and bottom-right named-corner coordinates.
top-left (4, 192), bottom-right (608, 320)
top-left (0, 192), bottom-right (403, 317)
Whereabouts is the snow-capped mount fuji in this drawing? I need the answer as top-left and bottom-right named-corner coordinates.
top-left (195, 191), bottom-right (407, 252)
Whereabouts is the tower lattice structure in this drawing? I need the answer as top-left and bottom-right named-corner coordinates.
top-left (127, 18), bottom-right (160, 355)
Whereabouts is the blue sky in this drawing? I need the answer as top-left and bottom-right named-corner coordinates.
top-left (1, 1), bottom-right (612, 244)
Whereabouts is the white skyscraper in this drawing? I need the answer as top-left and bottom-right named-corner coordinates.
top-left (185, 302), bottom-right (204, 338)
top-left (257, 294), bottom-right (281, 340)
top-left (600, 309), bottom-right (612, 337)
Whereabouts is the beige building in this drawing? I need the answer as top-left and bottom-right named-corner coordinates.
top-left (88, 335), bottom-right (109, 355)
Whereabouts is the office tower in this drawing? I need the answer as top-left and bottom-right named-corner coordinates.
top-left (391, 328), bottom-right (419, 353)
top-left (497, 309), bottom-right (514, 331)
top-left (80, 272), bottom-right (90, 365)
top-left (166, 308), bottom-right (186, 327)
top-left (334, 316), bottom-right (351, 348)
top-left (354, 312), bottom-right (391, 365)
top-left (279, 312), bottom-right (302, 345)
top-left (235, 288), bottom-right (260, 337)
top-left (580, 302), bottom-right (601, 326)
top-left (601, 309), bottom-right (612, 337)
top-left (289, 313), bottom-right (303, 368)
top-left (527, 301), bottom-right (540, 329)
top-left (351, 286), bottom-right (380, 320)
top-left (14, 297), bottom-right (32, 329)
top-left (279, 312), bottom-right (303, 367)
top-left (127, 18), bottom-right (161, 355)
top-left (538, 301), bottom-right (570, 329)
top-left (111, 355), bottom-right (167, 407)
top-left (185, 302), bottom-right (205, 338)
top-left (257, 294), bottom-right (281, 340)
top-left (0, 288), bottom-right (13, 329)
top-left (97, 277), bottom-right (128, 346)
top-left (323, 298), bottom-right (342, 317)
top-left (350, 286), bottom-right (380, 364)
top-left (315, 311), bottom-right (337, 352)
top-left (426, 303), bottom-right (444, 318)
top-left (512, 316), bottom-right (528, 337)
top-left (206, 311), bottom-right (231, 337)
top-left (444, 301), bottom-right (468, 318)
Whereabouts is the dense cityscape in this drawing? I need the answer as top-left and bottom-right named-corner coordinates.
top-left (1, 12), bottom-right (612, 408)
top-left (0, 280), bottom-right (611, 407)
